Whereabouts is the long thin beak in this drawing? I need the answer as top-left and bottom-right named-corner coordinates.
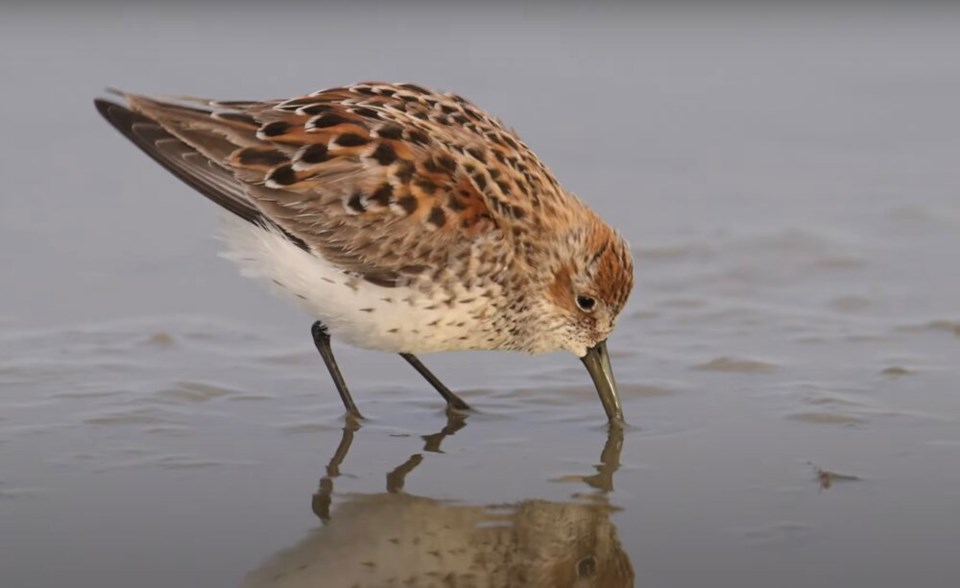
top-left (580, 339), bottom-right (624, 424)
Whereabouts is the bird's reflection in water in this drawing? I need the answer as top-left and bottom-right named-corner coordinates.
top-left (244, 414), bottom-right (633, 587)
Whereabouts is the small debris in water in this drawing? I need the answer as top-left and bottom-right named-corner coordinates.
top-left (809, 463), bottom-right (862, 490)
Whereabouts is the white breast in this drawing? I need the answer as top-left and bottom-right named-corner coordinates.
top-left (218, 215), bottom-right (495, 353)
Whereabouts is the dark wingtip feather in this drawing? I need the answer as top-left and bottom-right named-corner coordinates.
top-left (93, 95), bottom-right (262, 224)
top-left (93, 97), bottom-right (122, 121)
top-left (93, 95), bottom-right (309, 252)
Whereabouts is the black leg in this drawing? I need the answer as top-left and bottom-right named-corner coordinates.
top-left (399, 353), bottom-right (471, 411)
top-left (311, 321), bottom-right (363, 419)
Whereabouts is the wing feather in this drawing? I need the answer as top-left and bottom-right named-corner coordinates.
top-left (96, 82), bottom-right (570, 286)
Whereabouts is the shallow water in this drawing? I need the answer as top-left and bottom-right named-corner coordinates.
top-left (3, 5), bottom-right (960, 587)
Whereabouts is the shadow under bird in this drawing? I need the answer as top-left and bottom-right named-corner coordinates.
top-left (94, 81), bottom-right (634, 422)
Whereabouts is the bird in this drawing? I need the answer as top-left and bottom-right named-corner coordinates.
top-left (94, 81), bottom-right (635, 423)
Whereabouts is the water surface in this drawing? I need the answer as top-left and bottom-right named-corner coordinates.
top-left (2, 5), bottom-right (960, 587)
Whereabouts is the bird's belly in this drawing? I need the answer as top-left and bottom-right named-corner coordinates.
top-left (219, 216), bottom-right (496, 353)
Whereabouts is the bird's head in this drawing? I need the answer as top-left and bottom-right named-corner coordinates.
top-left (532, 213), bottom-right (634, 423)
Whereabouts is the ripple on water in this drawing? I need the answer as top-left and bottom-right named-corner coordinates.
top-left (927, 320), bottom-right (960, 337)
top-left (141, 331), bottom-right (176, 348)
top-left (277, 421), bottom-right (344, 435)
top-left (83, 408), bottom-right (180, 426)
top-left (499, 382), bottom-right (677, 415)
top-left (96, 454), bottom-right (258, 472)
top-left (881, 366), bottom-right (915, 377)
top-left (786, 412), bottom-right (868, 426)
top-left (622, 384), bottom-right (676, 398)
top-left (810, 255), bottom-right (867, 270)
top-left (828, 296), bottom-right (873, 312)
top-left (741, 521), bottom-right (815, 548)
top-left (694, 357), bottom-right (779, 373)
top-left (256, 351), bottom-right (315, 366)
top-left (896, 319), bottom-right (960, 337)
top-left (887, 204), bottom-right (960, 230)
top-left (802, 394), bottom-right (866, 408)
top-left (156, 381), bottom-right (238, 403)
top-left (657, 297), bottom-right (709, 310)
top-left (0, 487), bottom-right (47, 501)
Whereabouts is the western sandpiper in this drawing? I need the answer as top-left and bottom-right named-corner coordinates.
top-left (94, 82), bottom-right (634, 423)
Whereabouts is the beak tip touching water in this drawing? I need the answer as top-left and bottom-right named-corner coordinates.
top-left (580, 339), bottom-right (625, 424)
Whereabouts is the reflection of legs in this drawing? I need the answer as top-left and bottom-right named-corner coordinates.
top-left (312, 416), bottom-right (361, 522)
top-left (311, 321), bottom-right (363, 419)
top-left (386, 455), bottom-right (423, 494)
top-left (388, 409), bottom-right (468, 492)
top-left (399, 353), bottom-right (471, 411)
top-left (422, 410), bottom-right (467, 453)
top-left (312, 411), bottom-right (469, 521)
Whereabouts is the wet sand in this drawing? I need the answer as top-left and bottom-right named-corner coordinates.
top-left (2, 5), bottom-right (960, 587)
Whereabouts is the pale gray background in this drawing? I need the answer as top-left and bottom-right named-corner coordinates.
top-left (2, 4), bottom-right (959, 587)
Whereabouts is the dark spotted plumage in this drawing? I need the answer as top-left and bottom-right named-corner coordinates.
top-left (94, 81), bottom-right (635, 422)
top-left (235, 148), bottom-right (288, 167)
top-left (259, 121), bottom-right (289, 137)
top-left (298, 144), bottom-right (330, 164)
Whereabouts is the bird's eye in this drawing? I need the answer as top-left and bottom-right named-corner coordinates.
top-left (577, 556), bottom-right (597, 578)
top-left (576, 295), bottom-right (597, 312)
